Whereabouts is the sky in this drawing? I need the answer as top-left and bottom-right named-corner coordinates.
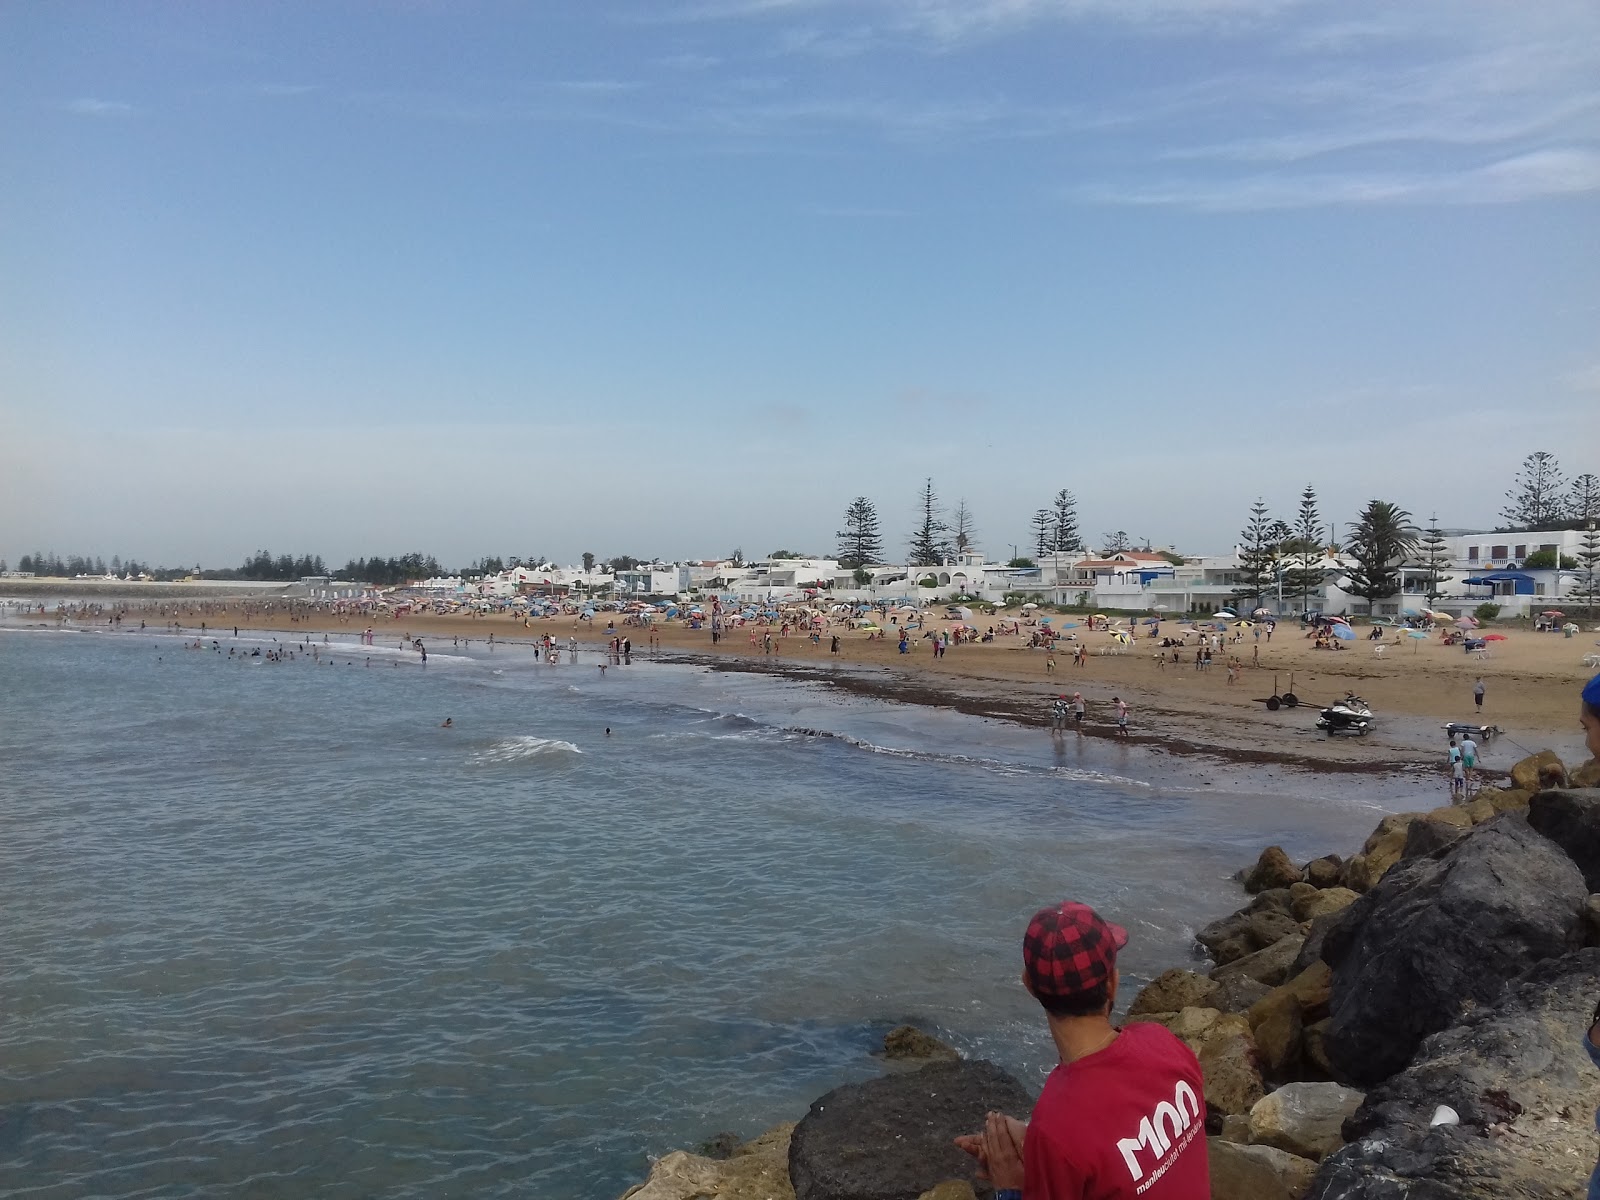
top-left (3, 0), bottom-right (1598, 570)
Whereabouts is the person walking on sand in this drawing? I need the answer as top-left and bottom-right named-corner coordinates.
top-left (1072, 692), bottom-right (1086, 731)
top-left (1460, 732), bottom-right (1479, 793)
top-left (1473, 677), bottom-right (1485, 712)
top-left (1448, 738), bottom-right (1465, 799)
top-left (953, 902), bottom-right (1208, 1199)
top-left (1050, 694), bottom-right (1068, 734)
top-left (1113, 696), bottom-right (1129, 737)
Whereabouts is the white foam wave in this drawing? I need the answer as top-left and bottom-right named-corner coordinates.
top-left (472, 736), bottom-right (583, 764)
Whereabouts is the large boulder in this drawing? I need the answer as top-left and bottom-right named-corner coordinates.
top-left (1208, 1137), bottom-right (1318, 1200)
top-left (1246, 846), bottom-right (1304, 893)
top-left (1510, 749), bottom-right (1567, 793)
top-left (1199, 907), bottom-right (1302, 966)
top-left (1339, 814), bottom-right (1422, 893)
top-left (624, 1123), bottom-right (796, 1200)
top-left (788, 1060), bottom-right (1031, 1200)
top-left (1398, 817), bottom-right (1468, 861)
top-left (882, 1025), bottom-right (961, 1063)
top-left (1247, 1083), bottom-right (1364, 1162)
top-left (1128, 968), bottom-right (1221, 1016)
top-left (1291, 887), bottom-right (1358, 923)
top-left (1307, 948), bottom-right (1600, 1199)
top-left (1574, 757), bottom-right (1600, 788)
top-left (1321, 815), bottom-right (1587, 1087)
top-left (1212, 933), bottom-right (1305, 989)
top-left (1528, 788), bottom-right (1600, 892)
top-left (1304, 855), bottom-right (1343, 890)
top-left (1290, 912), bottom-right (1346, 978)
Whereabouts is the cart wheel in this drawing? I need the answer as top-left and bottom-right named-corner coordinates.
top-left (1282, 693), bottom-right (1299, 707)
top-left (1266, 696), bottom-right (1281, 711)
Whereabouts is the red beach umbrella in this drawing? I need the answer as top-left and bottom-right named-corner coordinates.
top-left (1482, 633), bottom-right (1508, 641)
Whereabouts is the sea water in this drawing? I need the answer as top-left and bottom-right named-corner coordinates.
top-left (0, 626), bottom-right (1394, 1198)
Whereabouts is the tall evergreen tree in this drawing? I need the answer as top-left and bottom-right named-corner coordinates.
top-left (1031, 509), bottom-right (1054, 558)
top-left (1569, 473), bottom-right (1600, 526)
top-left (1343, 500), bottom-right (1418, 612)
top-left (951, 498), bottom-right (977, 555)
top-left (1233, 498), bottom-right (1277, 609)
top-left (835, 497), bottom-right (884, 568)
top-left (907, 478), bottom-right (948, 566)
top-left (1101, 530), bottom-right (1131, 554)
top-left (1501, 451), bottom-right (1566, 529)
top-left (1416, 515), bottom-right (1453, 604)
top-left (1575, 520), bottom-right (1600, 611)
top-left (1283, 483), bottom-right (1323, 614)
top-left (1051, 489), bottom-right (1082, 553)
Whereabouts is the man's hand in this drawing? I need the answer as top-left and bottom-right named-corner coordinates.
top-left (981, 1111), bottom-right (1026, 1191)
top-left (952, 1132), bottom-right (989, 1181)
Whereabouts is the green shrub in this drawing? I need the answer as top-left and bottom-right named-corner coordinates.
top-left (1473, 602), bottom-right (1501, 623)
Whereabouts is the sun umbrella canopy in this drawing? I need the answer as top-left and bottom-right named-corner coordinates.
top-left (1432, 613), bottom-right (1455, 623)
top-left (1542, 610), bottom-right (1565, 617)
top-left (1331, 624), bottom-right (1356, 640)
top-left (1231, 620), bottom-right (1253, 628)
top-left (1407, 630), bottom-right (1428, 639)
top-left (1142, 617), bottom-right (1161, 624)
top-left (1456, 615), bottom-right (1478, 627)
top-left (1483, 633), bottom-right (1508, 641)
top-left (1212, 610), bottom-right (1236, 619)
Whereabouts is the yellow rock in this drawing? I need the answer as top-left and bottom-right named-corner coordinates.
top-left (620, 1123), bottom-right (796, 1200)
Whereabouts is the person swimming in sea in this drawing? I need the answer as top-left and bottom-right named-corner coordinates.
top-left (441, 717), bottom-right (453, 728)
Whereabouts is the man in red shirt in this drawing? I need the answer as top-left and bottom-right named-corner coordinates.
top-left (957, 901), bottom-right (1210, 1199)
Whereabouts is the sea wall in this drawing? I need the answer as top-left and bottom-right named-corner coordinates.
top-left (621, 751), bottom-right (1600, 1200)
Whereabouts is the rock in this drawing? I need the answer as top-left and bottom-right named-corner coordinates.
top-left (1246, 846), bottom-right (1304, 893)
top-left (1574, 757), bottom-right (1600, 788)
top-left (1250, 989), bottom-right (1304, 1083)
top-left (624, 1123), bottom-right (796, 1200)
top-left (696, 1131), bottom-right (743, 1160)
top-left (1473, 785), bottom-right (1532, 815)
top-left (1308, 949), bottom-right (1600, 1199)
top-left (1199, 908), bottom-right (1302, 966)
top-left (882, 1025), bottom-right (961, 1062)
top-left (1339, 815), bottom-right (1421, 893)
top-left (1291, 887), bottom-right (1358, 923)
top-left (1247, 1083), bottom-right (1364, 1162)
top-left (1127, 968), bottom-right (1221, 1017)
top-left (1214, 972), bottom-right (1273, 1014)
top-left (1303, 855), bottom-right (1343, 889)
top-left (1208, 1138), bottom-right (1319, 1200)
top-left (1527, 787), bottom-right (1600, 891)
top-left (1398, 817), bottom-right (1468, 861)
top-left (1289, 912), bottom-right (1345, 978)
top-left (1424, 803), bottom-right (1475, 829)
top-left (1320, 815), bottom-right (1587, 1086)
top-left (1212, 933), bottom-right (1306, 989)
top-left (1585, 895), bottom-right (1600, 947)
top-left (1302, 1020), bottom-right (1333, 1078)
top-left (1460, 795), bottom-right (1496, 824)
top-left (1221, 1113), bottom-right (1252, 1143)
top-left (787, 1060), bottom-right (1031, 1200)
top-left (1249, 963), bottom-right (1334, 1027)
top-left (1289, 880), bottom-right (1318, 904)
top-left (1510, 748), bottom-right (1566, 793)
top-left (1253, 887), bottom-right (1298, 915)
top-left (916, 1184), bottom-right (976, 1200)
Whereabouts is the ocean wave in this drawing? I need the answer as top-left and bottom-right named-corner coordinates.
top-left (471, 735), bottom-right (584, 764)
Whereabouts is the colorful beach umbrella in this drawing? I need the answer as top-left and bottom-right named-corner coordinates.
top-left (1483, 633), bottom-right (1508, 641)
top-left (1406, 630), bottom-right (1427, 639)
top-left (1331, 624), bottom-right (1356, 640)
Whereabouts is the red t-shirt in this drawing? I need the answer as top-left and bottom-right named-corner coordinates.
top-left (1024, 1022), bottom-right (1210, 1199)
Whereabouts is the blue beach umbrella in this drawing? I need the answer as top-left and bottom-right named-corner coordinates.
top-left (1406, 630), bottom-right (1428, 639)
top-left (1331, 624), bottom-right (1356, 641)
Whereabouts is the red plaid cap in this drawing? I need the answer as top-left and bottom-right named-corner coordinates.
top-left (1023, 901), bottom-right (1129, 1002)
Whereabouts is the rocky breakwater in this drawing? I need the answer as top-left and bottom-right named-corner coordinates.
top-left (621, 751), bottom-right (1600, 1200)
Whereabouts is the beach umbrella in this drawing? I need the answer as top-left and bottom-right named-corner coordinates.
top-left (1021, 603), bottom-right (1039, 611)
top-left (1432, 612), bottom-right (1454, 623)
top-left (1152, 603), bottom-right (1170, 611)
top-left (1456, 615), bottom-right (1478, 628)
top-left (1403, 607), bottom-right (1422, 617)
top-left (1406, 630), bottom-right (1427, 639)
top-left (1483, 633), bottom-right (1508, 641)
top-left (1542, 610), bottom-right (1565, 618)
top-left (1331, 624), bottom-right (1356, 641)
top-left (1142, 617), bottom-right (1161, 625)
top-left (1252, 607), bottom-right (1272, 618)
top-left (1230, 620), bottom-right (1253, 628)
top-left (1212, 610), bottom-right (1236, 619)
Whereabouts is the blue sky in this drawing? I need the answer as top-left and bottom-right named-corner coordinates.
top-left (3, 0), bottom-right (1597, 568)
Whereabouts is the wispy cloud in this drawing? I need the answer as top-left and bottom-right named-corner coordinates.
top-left (1075, 148), bottom-right (1600, 211)
top-left (65, 98), bottom-right (133, 117)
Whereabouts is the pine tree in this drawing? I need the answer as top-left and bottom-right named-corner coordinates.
top-left (1416, 515), bottom-right (1453, 604)
top-left (836, 497), bottom-right (884, 569)
top-left (1343, 500), bottom-right (1418, 612)
top-left (1234, 498), bottom-right (1277, 609)
top-left (907, 479), bottom-right (948, 566)
top-left (1501, 451), bottom-right (1566, 530)
top-left (951, 499), bottom-right (977, 555)
top-left (1031, 509), bottom-right (1054, 558)
top-left (1569, 473), bottom-right (1600, 526)
top-left (1101, 531), bottom-right (1131, 554)
top-left (1051, 489), bottom-right (1082, 554)
top-left (1279, 484), bottom-right (1323, 615)
top-left (1576, 520), bottom-right (1600, 612)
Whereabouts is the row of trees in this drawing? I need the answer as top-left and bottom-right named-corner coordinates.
top-left (837, 482), bottom-right (1095, 570)
top-left (1501, 451), bottom-right (1599, 530)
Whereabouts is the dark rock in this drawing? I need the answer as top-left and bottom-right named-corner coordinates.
top-left (1246, 846), bottom-right (1303, 893)
top-left (1585, 895), bottom-right (1600, 948)
top-left (882, 1024), bottom-right (961, 1062)
top-left (1199, 908), bottom-right (1301, 966)
top-left (1290, 911), bottom-right (1345, 978)
top-left (788, 1059), bottom-right (1032, 1200)
top-left (1212, 933), bottom-right (1305, 989)
top-left (1528, 787), bottom-right (1600, 892)
top-left (1304, 855), bottom-right (1344, 889)
top-left (1321, 815), bottom-right (1586, 1086)
top-left (1398, 817), bottom-right (1468, 861)
top-left (1213, 973), bottom-right (1273, 1014)
top-left (1252, 887), bottom-right (1298, 915)
top-left (1307, 948), bottom-right (1600, 1199)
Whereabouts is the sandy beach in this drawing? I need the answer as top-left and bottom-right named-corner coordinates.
top-left (29, 590), bottom-right (1595, 779)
